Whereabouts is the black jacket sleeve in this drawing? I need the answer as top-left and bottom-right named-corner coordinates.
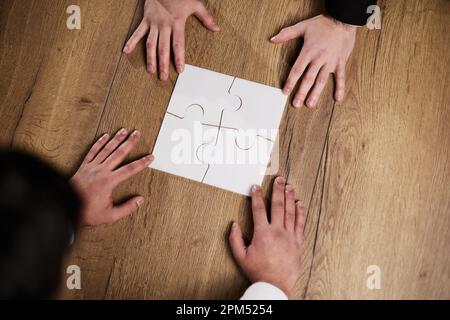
top-left (325, 0), bottom-right (377, 26)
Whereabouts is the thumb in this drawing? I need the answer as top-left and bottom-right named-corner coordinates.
top-left (194, 3), bottom-right (220, 32)
top-left (229, 222), bottom-right (247, 264)
top-left (111, 196), bottom-right (144, 223)
top-left (270, 21), bottom-right (306, 44)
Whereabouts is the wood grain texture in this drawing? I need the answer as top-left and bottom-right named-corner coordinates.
top-left (0, 0), bottom-right (63, 146)
top-left (0, 0), bottom-right (449, 299)
top-left (0, 0), bottom-right (138, 172)
top-left (304, 0), bottom-right (450, 299)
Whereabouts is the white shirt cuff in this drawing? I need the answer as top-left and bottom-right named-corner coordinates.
top-left (240, 282), bottom-right (288, 300)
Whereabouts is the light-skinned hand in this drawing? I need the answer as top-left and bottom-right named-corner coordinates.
top-left (229, 177), bottom-right (306, 297)
top-left (271, 14), bottom-right (357, 108)
top-left (70, 129), bottom-right (154, 226)
top-left (123, 0), bottom-right (219, 81)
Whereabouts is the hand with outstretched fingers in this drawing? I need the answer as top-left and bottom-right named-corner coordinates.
top-left (123, 0), bottom-right (219, 81)
top-left (70, 129), bottom-right (154, 226)
top-left (229, 177), bottom-right (306, 297)
top-left (271, 14), bottom-right (356, 108)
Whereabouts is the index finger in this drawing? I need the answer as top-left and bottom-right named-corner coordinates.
top-left (113, 155), bottom-right (154, 186)
top-left (251, 185), bottom-right (268, 228)
top-left (283, 51), bottom-right (310, 95)
top-left (104, 130), bottom-right (142, 170)
top-left (335, 61), bottom-right (346, 102)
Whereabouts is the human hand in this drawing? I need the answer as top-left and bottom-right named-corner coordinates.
top-left (70, 129), bottom-right (154, 226)
top-left (229, 177), bottom-right (306, 297)
top-left (271, 14), bottom-right (357, 108)
top-left (123, 0), bottom-right (219, 81)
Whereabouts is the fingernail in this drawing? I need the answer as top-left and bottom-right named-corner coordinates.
top-left (307, 98), bottom-right (316, 108)
top-left (123, 46), bottom-right (129, 53)
top-left (177, 64), bottom-right (184, 73)
top-left (297, 200), bottom-right (304, 207)
top-left (232, 222), bottom-right (238, 230)
top-left (160, 72), bottom-right (167, 81)
top-left (118, 128), bottom-right (127, 136)
top-left (285, 184), bottom-right (294, 192)
top-left (100, 133), bottom-right (109, 140)
top-left (293, 99), bottom-right (301, 108)
top-left (276, 176), bottom-right (285, 184)
top-left (143, 154), bottom-right (154, 162)
top-left (131, 130), bottom-right (140, 137)
top-left (283, 87), bottom-right (291, 95)
top-left (136, 197), bottom-right (144, 208)
top-left (252, 185), bottom-right (261, 193)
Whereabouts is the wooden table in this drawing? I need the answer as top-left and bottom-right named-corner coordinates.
top-left (1, 0), bottom-right (449, 299)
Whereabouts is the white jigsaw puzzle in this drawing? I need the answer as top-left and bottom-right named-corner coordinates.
top-left (150, 64), bottom-right (287, 196)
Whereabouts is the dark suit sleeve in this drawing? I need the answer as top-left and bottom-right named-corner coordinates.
top-left (325, 0), bottom-right (377, 26)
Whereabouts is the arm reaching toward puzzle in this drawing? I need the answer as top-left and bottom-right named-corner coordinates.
top-left (229, 177), bottom-right (306, 299)
top-left (70, 129), bottom-right (154, 226)
top-left (123, 0), bottom-right (219, 81)
top-left (271, 0), bottom-right (377, 108)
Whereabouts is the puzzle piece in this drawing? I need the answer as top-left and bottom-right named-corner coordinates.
top-left (150, 64), bottom-right (287, 196)
top-left (151, 105), bottom-right (211, 182)
top-left (232, 128), bottom-right (276, 150)
top-left (167, 64), bottom-right (242, 126)
top-left (196, 127), bottom-right (273, 195)
top-left (222, 77), bottom-right (287, 142)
